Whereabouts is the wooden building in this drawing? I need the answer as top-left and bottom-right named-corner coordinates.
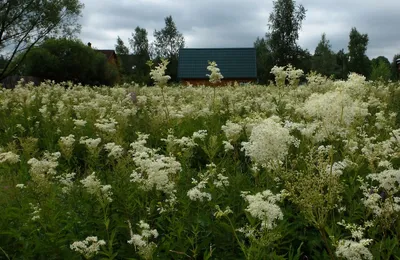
top-left (177, 48), bottom-right (257, 86)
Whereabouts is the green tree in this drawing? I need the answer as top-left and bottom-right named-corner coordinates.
top-left (391, 53), bottom-right (400, 80)
top-left (16, 38), bottom-right (118, 86)
top-left (0, 0), bottom-right (84, 80)
top-left (370, 59), bottom-right (391, 82)
top-left (334, 49), bottom-right (349, 79)
top-left (311, 33), bottom-right (337, 77)
top-left (348, 27), bottom-right (371, 77)
top-left (127, 27), bottom-right (151, 84)
top-left (153, 16), bottom-right (185, 82)
top-left (266, 0), bottom-right (306, 67)
top-left (115, 36), bottom-right (129, 55)
top-left (254, 37), bottom-right (273, 84)
top-left (153, 16), bottom-right (185, 59)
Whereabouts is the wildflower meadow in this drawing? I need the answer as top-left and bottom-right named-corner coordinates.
top-left (1, 62), bottom-right (400, 260)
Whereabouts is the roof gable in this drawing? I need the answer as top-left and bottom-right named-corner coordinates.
top-left (178, 48), bottom-right (257, 79)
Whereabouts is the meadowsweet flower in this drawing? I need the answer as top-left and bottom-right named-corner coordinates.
top-left (214, 205), bottom-right (233, 219)
top-left (104, 142), bottom-right (124, 159)
top-left (222, 140), bottom-right (234, 152)
top-left (94, 118), bottom-right (118, 133)
top-left (56, 172), bottom-right (76, 194)
top-left (241, 117), bottom-right (293, 169)
top-left (335, 239), bottom-right (373, 260)
top-left (29, 203), bottom-right (41, 221)
top-left (80, 172), bottom-right (113, 203)
top-left (241, 189), bottom-right (283, 230)
top-left (16, 184), bottom-right (25, 189)
top-left (192, 130), bottom-right (208, 141)
top-left (0, 151), bottom-right (20, 164)
top-left (187, 178), bottom-right (212, 202)
top-left (70, 236), bottom-right (106, 259)
top-left (80, 136), bottom-right (102, 150)
top-left (127, 220), bottom-right (158, 260)
top-left (206, 61), bottom-right (224, 84)
top-left (73, 119), bottom-right (87, 127)
top-left (150, 59), bottom-right (170, 87)
top-left (221, 120), bottom-right (242, 141)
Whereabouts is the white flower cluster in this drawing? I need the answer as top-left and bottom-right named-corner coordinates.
top-left (150, 59), bottom-right (171, 87)
top-left (221, 120), bottom-right (243, 141)
top-left (162, 129), bottom-right (198, 155)
top-left (73, 119), bottom-right (87, 127)
top-left (27, 151), bottom-right (61, 176)
top-left (300, 90), bottom-right (369, 141)
top-left (241, 117), bottom-right (294, 169)
top-left (206, 61), bottom-right (224, 84)
top-left (0, 151), bottom-right (20, 164)
top-left (241, 189), bottom-right (283, 230)
top-left (70, 236), bottom-right (106, 259)
top-left (270, 65), bottom-right (303, 87)
top-left (59, 134), bottom-right (75, 148)
top-left (56, 172), bottom-right (76, 194)
top-left (335, 239), bottom-right (373, 260)
top-left (129, 133), bottom-right (181, 195)
top-left (127, 220), bottom-right (158, 259)
top-left (94, 118), bottom-right (118, 133)
top-left (80, 172), bottom-right (113, 203)
top-left (80, 136), bottom-right (102, 150)
top-left (361, 169), bottom-right (400, 218)
top-left (104, 142), bottom-right (124, 159)
top-left (29, 203), bottom-right (41, 221)
top-left (187, 163), bottom-right (229, 202)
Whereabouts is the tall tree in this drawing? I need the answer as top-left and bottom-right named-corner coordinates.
top-left (311, 33), bottom-right (337, 77)
top-left (153, 15), bottom-right (185, 59)
top-left (0, 0), bottom-right (84, 80)
top-left (129, 27), bottom-right (150, 56)
top-left (266, 0), bottom-right (306, 67)
top-left (115, 36), bottom-right (129, 55)
top-left (370, 58), bottom-right (391, 82)
top-left (348, 27), bottom-right (371, 77)
top-left (254, 37), bottom-right (273, 84)
top-left (334, 49), bottom-right (349, 79)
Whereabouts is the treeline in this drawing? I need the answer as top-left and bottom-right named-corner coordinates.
top-left (1, 0), bottom-right (399, 86)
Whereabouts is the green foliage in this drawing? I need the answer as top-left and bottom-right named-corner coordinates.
top-left (266, 0), bottom-right (306, 66)
top-left (312, 33), bottom-right (338, 77)
top-left (153, 16), bottom-right (185, 60)
top-left (115, 36), bottom-right (129, 56)
top-left (254, 37), bottom-right (274, 84)
top-left (0, 0), bottom-right (84, 80)
top-left (391, 53), bottom-right (400, 80)
top-left (16, 38), bottom-right (118, 86)
top-left (370, 58), bottom-right (391, 82)
top-left (334, 49), bottom-right (349, 80)
top-left (348, 27), bottom-right (371, 77)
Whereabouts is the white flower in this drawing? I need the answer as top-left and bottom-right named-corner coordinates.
top-left (94, 118), bottom-right (118, 133)
top-left (335, 239), bottom-right (373, 260)
top-left (206, 61), bottom-right (224, 84)
top-left (242, 189), bottom-right (283, 230)
top-left (0, 151), bottom-right (20, 164)
top-left (221, 121), bottom-right (242, 141)
top-left (70, 236), bottom-right (106, 259)
top-left (16, 184), bottom-right (26, 189)
top-left (104, 142), bottom-right (124, 159)
top-left (73, 119), bottom-right (87, 127)
top-left (80, 136), bottom-right (102, 150)
top-left (222, 140), bottom-right (234, 152)
top-left (59, 134), bottom-right (75, 148)
top-left (80, 172), bottom-right (113, 203)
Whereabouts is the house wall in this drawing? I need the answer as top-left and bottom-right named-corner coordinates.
top-left (181, 78), bottom-right (257, 86)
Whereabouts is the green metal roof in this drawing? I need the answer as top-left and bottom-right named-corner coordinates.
top-left (178, 48), bottom-right (257, 79)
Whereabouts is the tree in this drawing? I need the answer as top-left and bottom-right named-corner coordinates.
top-left (311, 33), bottom-right (337, 77)
top-left (127, 27), bottom-right (151, 84)
top-left (266, 0), bottom-right (306, 67)
top-left (348, 27), bottom-right (371, 77)
top-left (391, 54), bottom-right (400, 80)
top-left (370, 59), bottom-right (391, 82)
top-left (254, 37), bottom-right (273, 84)
top-left (153, 16), bottom-right (185, 82)
top-left (334, 49), bottom-right (349, 79)
top-left (115, 36), bottom-right (129, 55)
top-left (16, 38), bottom-right (118, 86)
top-left (153, 16), bottom-right (185, 59)
top-left (0, 0), bottom-right (84, 80)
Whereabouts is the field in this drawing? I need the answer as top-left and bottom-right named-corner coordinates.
top-left (1, 70), bottom-right (400, 259)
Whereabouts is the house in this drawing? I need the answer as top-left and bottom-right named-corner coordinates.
top-left (96, 49), bottom-right (120, 68)
top-left (177, 48), bottom-right (257, 86)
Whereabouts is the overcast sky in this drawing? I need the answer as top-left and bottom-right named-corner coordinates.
top-left (79, 0), bottom-right (400, 60)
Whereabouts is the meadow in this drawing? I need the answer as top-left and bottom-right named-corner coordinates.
top-left (1, 64), bottom-right (400, 260)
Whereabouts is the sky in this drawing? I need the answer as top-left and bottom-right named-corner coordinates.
top-left (79, 0), bottom-right (400, 60)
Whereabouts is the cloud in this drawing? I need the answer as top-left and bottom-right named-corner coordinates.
top-left (79, 0), bottom-right (400, 59)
